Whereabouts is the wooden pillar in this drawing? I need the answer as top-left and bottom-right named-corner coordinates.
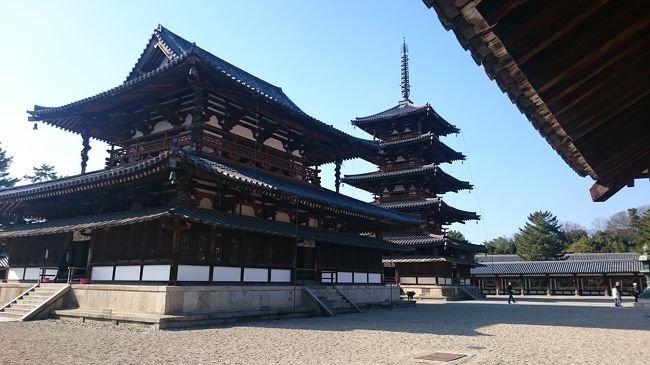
top-left (80, 131), bottom-right (91, 174)
top-left (519, 275), bottom-right (525, 295)
top-left (86, 232), bottom-right (95, 282)
top-left (546, 275), bottom-right (552, 296)
top-left (334, 159), bottom-right (342, 193)
top-left (574, 274), bottom-right (580, 296)
top-left (164, 218), bottom-right (191, 285)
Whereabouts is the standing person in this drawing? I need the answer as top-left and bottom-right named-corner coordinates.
top-left (632, 283), bottom-right (641, 303)
top-left (612, 281), bottom-right (622, 307)
top-left (507, 281), bottom-right (516, 304)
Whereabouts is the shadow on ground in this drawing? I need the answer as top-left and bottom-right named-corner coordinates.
top-left (188, 299), bottom-right (650, 336)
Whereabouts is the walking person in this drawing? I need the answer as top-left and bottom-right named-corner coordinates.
top-left (632, 283), bottom-right (641, 303)
top-left (612, 281), bottom-right (623, 307)
top-left (507, 281), bottom-right (516, 304)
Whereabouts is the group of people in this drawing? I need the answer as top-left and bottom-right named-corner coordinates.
top-left (611, 281), bottom-right (643, 307)
top-left (504, 281), bottom-right (643, 306)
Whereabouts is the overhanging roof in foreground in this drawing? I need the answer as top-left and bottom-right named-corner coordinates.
top-left (423, 0), bottom-right (649, 201)
top-left (384, 255), bottom-right (482, 267)
top-left (0, 206), bottom-right (409, 252)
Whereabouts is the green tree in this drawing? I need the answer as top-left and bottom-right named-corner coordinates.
top-left (565, 236), bottom-right (598, 253)
top-left (0, 142), bottom-right (19, 188)
top-left (515, 211), bottom-right (567, 260)
top-left (23, 163), bottom-right (59, 183)
top-left (484, 236), bottom-right (516, 254)
top-left (635, 209), bottom-right (650, 253)
top-left (446, 230), bottom-right (466, 241)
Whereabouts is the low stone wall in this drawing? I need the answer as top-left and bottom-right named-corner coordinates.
top-left (335, 285), bottom-right (400, 304)
top-left (0, 283), bottom-right (34, 306)
top-left (401, 285), bottom-right (464, 300)
top-left (68, 284), bottom-right (169, 315)
top-left (164, 285), bottom-right (307, 315)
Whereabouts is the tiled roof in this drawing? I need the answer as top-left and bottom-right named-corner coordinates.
top-left (342, 164), bottom-right (472, 192)
top-left (0, 151), bottom-right (421, 226)
top-left (379, 198), bottom-right (442, 210)
top-left (0, 207), bottom-right (408, 252)
top-left (353, 101), bottom-right (460, 136)
top-left (0, 256), bottom-right (8, 269)
top-left (0, 152), bottom-right (170, 203)
top-left (27, 26), bottom-right (378, 158)
top-left (471, 259), bottom-right (643, 276)
top-left (382, 232), bottom-right (483, 251)
top-left (475, 253), bottom-right (641, 263)
top-left (383, 255), bottom-right (482, 267)
top-left (379, 132), bottom-right (465, 163)
top-left (183, 154), bottom-right (421, 225)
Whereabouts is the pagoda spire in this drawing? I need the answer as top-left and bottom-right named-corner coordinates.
top-left (400, 37), bottom-right (410, 102)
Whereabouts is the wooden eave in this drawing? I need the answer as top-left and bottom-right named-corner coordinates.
top-left (424, 0), bottom-right (650, 201)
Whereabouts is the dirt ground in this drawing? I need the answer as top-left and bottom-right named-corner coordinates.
top-left (1, 297), bottom-right (649, 364)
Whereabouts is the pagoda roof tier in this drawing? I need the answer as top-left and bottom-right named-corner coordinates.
top-left (383, 255), bottom-right (483, 267)
top-left (352, 100), bottom-right (460, 136)
top-left (380, 132), bottom-right (465, 163)
top-left (379, 198), bottom-right (479, 225)
top-left (382, 232), bottom-right (484, 252)
top-left (0, 206), bottom-right (409, 252)
top-left (26, 26), bottom-right (377, 164)
top-left (0, 150), bottom-right (420, 226)
top-left (342, 164), bottom-right (472, 194)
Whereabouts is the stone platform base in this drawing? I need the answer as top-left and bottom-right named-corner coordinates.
top-left (400, 285), bottom-right (468, 300)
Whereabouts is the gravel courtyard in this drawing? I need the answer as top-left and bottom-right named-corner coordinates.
top-left (2, 297), bottom-right (649, 364)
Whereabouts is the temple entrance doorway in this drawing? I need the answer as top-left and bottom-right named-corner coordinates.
top-left (296, 241), bottom-right (315, 283)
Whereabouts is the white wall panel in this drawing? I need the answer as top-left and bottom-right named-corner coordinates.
top-left (114, 265), bottom-right (141, 281)
top-left (24, 268), bottom-right (40, 281)
top-left (418, 277), bottom-right (436, 284)
top-left (243, 268), bottom-right (268, 282)
top-left (213, 266), bottom-right (241, 282)
top-left (400, 276), bottom-right (417, 284)
top-left (8, 268), bottom-right (24, 281)
top-left (177, 265), bottom-right (210, 281)
top-left (142, 265), bottom-right (171, 281)
top-left (270, 269), bottom-right (291, 282)
top-left (337, 272), bottom-right (353, 283)
top-left (91, 266), bottom-right (114, 281)
top-left (353, 272), bottom-right (368, 283)
top-left (368, 273), bottom-right (382, 284)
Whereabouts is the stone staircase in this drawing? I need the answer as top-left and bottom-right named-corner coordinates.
top-left (305, 285), bottom-right (361, 316)
top-left (0, 283), bottom-right (70, 321)
top-left (459, 285), bottom-right (486, 300)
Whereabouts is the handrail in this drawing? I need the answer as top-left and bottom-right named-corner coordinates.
top-left (303, 286), bottom-right (334, 316)
top-left (38, 267), bottom-right (59, 283)
top-left (332, 286), bottom-right (362, 313)
top-left (67, 267), bottom-right (88, 284)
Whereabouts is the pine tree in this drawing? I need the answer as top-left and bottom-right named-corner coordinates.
top-left (0, 142), bottom-right (19, 188)
top-left (24, 163), bottom-right (59, 183)
top-left (446, 230), bottom-right (466, 241)
top-left (515, 211), bottom-right (567, 260)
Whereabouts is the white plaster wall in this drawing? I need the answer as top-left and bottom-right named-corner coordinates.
top-left (353, 273), bottom-right (368, 283)
top-left (24, 268), bottom-right (40, 281)
top-left (142, 265), bottom-right (171, 281)
top-left (338, 272), bottom-right (353, 283)
top-left (213, 266), bottom-right (241, 282)
top-left (368, 273), bottom-right (382, 284)
top-left (91, 266), bottom-right (114, 281)
top-left (8, 268), bottom-right (24, 281)
top-left (114, 266), bottom-right (141, 281)
top-left (401, 277), bottom-right (417, 284)
top-left (418, 277), bottom-right (436, 285)
top-left (178, 265), bottom-right (210, 282)
top-left (270, 269), bottom-right (291, 282)
top-left (152, 121), bottom-right (173, 133)
top-left (244, 268), bottom-right (268, 282)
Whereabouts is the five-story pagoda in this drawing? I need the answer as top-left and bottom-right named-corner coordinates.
top-left (342, 40), bottom-right (483, 299)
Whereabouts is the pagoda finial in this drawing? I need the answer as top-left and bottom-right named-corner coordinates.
top-left (400, 37), bottom-right (410, 101)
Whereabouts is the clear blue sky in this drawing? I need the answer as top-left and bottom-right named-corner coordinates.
top-left (0, 1), bottom-right (647, 244)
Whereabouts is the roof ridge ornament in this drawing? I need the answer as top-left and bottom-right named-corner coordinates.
top-left (400, 37), bottom-right (411, 103)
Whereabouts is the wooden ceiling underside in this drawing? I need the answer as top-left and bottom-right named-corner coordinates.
top-left (425, 0), bottom-right (649, 201)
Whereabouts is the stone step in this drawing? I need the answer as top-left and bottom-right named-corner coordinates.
top-left (23, 294), bottom-right (53, 299)
top-left (8, 303), bottom-right (39, 311)
top-left (0, 311), bottom-right (24, 319)
top-left (18, 299), bottom-right (46, 305)
top-left (2, 307), bottom-right (31, 315)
